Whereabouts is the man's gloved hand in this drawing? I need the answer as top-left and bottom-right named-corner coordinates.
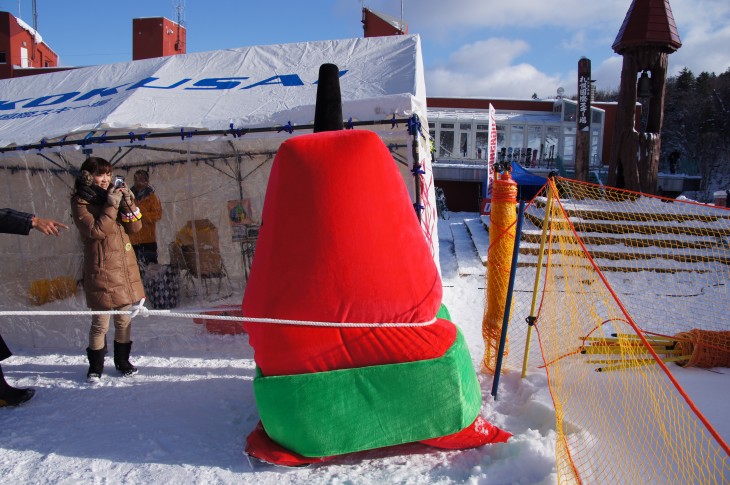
top-left (107, 188), bottom-right (123, 209)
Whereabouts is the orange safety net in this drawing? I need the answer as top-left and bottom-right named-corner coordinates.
top-left (484, 177), bottom-right (730, 483)
top-left (481, 172), bottom-right (518, 373)
top-left (674, 330), bottom-right (730, 369)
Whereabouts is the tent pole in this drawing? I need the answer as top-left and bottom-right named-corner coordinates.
top-left (234, 151), bottom-right (252, 282)
top-left (521, 184), bottom-right (552, 378)
top-left (409, 115), bottom-right (422, 222)
top-left (185, 147), bottom-right (202, 284)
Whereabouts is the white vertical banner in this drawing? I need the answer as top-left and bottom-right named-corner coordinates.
top-left (418, 132), bottom-right (440, 271)
top-left (481, 103), bottom-right (497, 216)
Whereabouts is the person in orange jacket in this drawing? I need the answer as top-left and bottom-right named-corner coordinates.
top-left (129, 170), bottom-right (163, 265)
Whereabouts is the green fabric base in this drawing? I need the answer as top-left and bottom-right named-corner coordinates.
top-left (436, 303), bottom-right (451, 321)
top-left (253, 319), bottom-right (481, 457)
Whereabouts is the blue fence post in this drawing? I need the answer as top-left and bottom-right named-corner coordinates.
top-left (491, 200), bottom-right (526, 400)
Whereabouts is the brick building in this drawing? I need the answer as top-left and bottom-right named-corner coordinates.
top-left (0, 11), bottom-right (63, 79)
top-left (0, 11), bottom-right (186, 80)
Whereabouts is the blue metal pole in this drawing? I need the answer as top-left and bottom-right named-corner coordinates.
top-left (491, 200), bottom-right (526, 400)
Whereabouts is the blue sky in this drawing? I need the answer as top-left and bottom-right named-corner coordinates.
top-left (4, 0), bottom-right (730, 99)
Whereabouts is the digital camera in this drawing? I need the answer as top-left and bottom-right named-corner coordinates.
top-left (113, 175), bottom-right (125, 189)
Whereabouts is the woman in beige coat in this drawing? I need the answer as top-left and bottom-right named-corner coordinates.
top-left (71, 157), bottom-right (145, 381)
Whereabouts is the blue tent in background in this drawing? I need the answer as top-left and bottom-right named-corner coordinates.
top-left (481, 162), bottom-right (548, 201)
top-left (511, 162), bottom-right (548, 200)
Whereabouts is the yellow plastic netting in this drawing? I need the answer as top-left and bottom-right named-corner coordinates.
top-left (484, 177), bottom-right (730, 484)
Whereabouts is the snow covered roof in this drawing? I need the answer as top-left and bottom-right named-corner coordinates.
top-left (365, 8), bottom-right (408, 33)
top-left (428, 109), bottom-right (561, 125)
top-left (14, 16), bottom-right (43, 44)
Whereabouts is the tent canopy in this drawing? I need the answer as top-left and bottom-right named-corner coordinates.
top-left (510, 162), bottom-right (548, 186)
top-left (0, 34), bottom-right (426, 153)
top-left (509, 162), bottom-right (547, 201)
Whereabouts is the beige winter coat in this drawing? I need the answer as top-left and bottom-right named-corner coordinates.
top-left (71, 196), bottom-right (145, 310)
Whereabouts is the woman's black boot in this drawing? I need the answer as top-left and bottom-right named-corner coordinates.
top-left (86, 347), bottom-right (105, 381)
top-left (114, 341), bottom-right (138, 377)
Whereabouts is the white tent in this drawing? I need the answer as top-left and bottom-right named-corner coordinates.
top-left (0, 34), bottom-right (437, 317)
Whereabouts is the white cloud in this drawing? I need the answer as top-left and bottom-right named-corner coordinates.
top-left (425, 38), bottom-right (570, 98)
top-left (397, 0), bottom-right (627, 97)
top-left (370, 0), bottom-right (730, 97)
top-left (561, 31), bottom-right (586, 51)
top-left (442, 38), bottom-right (530, 71)
top-left (668, 18), bottom-right (730, 76)
top-left (592, 56), bottom-right (623, 93)
top-left (400, 0), bottom-right (622, 33)
top-left (424, 69), bottom-right (572, 99)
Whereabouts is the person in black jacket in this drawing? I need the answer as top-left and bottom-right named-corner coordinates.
top-left (0, 208), bottom-right (68, 407)
top-left (0, 208), bottom-right (68, 236)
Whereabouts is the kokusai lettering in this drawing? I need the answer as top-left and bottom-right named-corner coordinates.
top-left (184, 77), bottom-right (250, 90)
top-left (0, 98), bottom-right (31, 110)
top-left (23, 92), bottom-right (81, 108)
top-left (1, 70), bottom-right (350, 112)
top-left (126, 77), bottom-right (193, 90)
top-left (75, 84), bottom-right (132, 101)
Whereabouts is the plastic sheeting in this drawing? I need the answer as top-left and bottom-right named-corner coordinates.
top-left (0, 35), bottom-right (437, 351)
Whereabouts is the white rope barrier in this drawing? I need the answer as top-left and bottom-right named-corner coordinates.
top-left (0, 298), bottom-right (438, 328)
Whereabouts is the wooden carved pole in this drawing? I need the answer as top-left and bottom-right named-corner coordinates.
top-left (607, 54), bottom-right (641, 192)
top-left (637, 48), bottom-right (669, 195)
top-left (608, 0), bottom-right (681, 195)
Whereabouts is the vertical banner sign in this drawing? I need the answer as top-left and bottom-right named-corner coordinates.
top-left (576, 57), bottom-right (592, 181)
top-left (577, 57), bottom-right (591, 132)
top-left (481, 103), bottom-right (497, 216)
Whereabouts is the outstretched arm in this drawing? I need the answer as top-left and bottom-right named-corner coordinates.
top-left (1, 208), bottom-right (67, 236)
top-left (0, 208), bottom-right (33, 235)
top-left (31, 216), bottom-right (69, 236)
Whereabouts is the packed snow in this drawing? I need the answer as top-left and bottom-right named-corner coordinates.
top-left (1, 213), bottom-right (727, 484)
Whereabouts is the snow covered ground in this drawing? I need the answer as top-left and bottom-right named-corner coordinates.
top-left (1, 213), bottom-right (727, 484)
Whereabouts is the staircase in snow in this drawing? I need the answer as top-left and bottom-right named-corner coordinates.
top-left (449, 217), bottom-right (490, 276)
top-left (448, 201), bottom-right (730, 276)
top-left (521, 199), bottom-right (730, 273)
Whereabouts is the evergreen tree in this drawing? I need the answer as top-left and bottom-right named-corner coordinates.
top-left (661, 67), bottom-right (730, 201)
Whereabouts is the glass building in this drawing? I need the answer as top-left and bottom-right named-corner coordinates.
top-left (426, 97), bottom-right (612, 211)
top-left (428, 98), bottom-right (606, 172)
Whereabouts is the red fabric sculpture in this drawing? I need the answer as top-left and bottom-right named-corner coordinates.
top-left (245, 130), bottom-right (452, 374)
top-left (241, 64), bottom-right (510, 467)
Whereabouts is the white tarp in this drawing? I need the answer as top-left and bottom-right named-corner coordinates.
top-left (0, 35), bottom-right (426, 148)
top-left (0, 35), bottom-right (438, 348)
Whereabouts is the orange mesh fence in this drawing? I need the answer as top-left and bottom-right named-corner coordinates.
top-left (674, 330), bottom-right (730, 368)
top-left (483, 177), bottom-right (730, 484)
top-left (481, 172), bottom-right (518, 373)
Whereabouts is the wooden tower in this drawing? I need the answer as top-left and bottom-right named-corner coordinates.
top-left (607, 0), bottom-right (681, 193)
